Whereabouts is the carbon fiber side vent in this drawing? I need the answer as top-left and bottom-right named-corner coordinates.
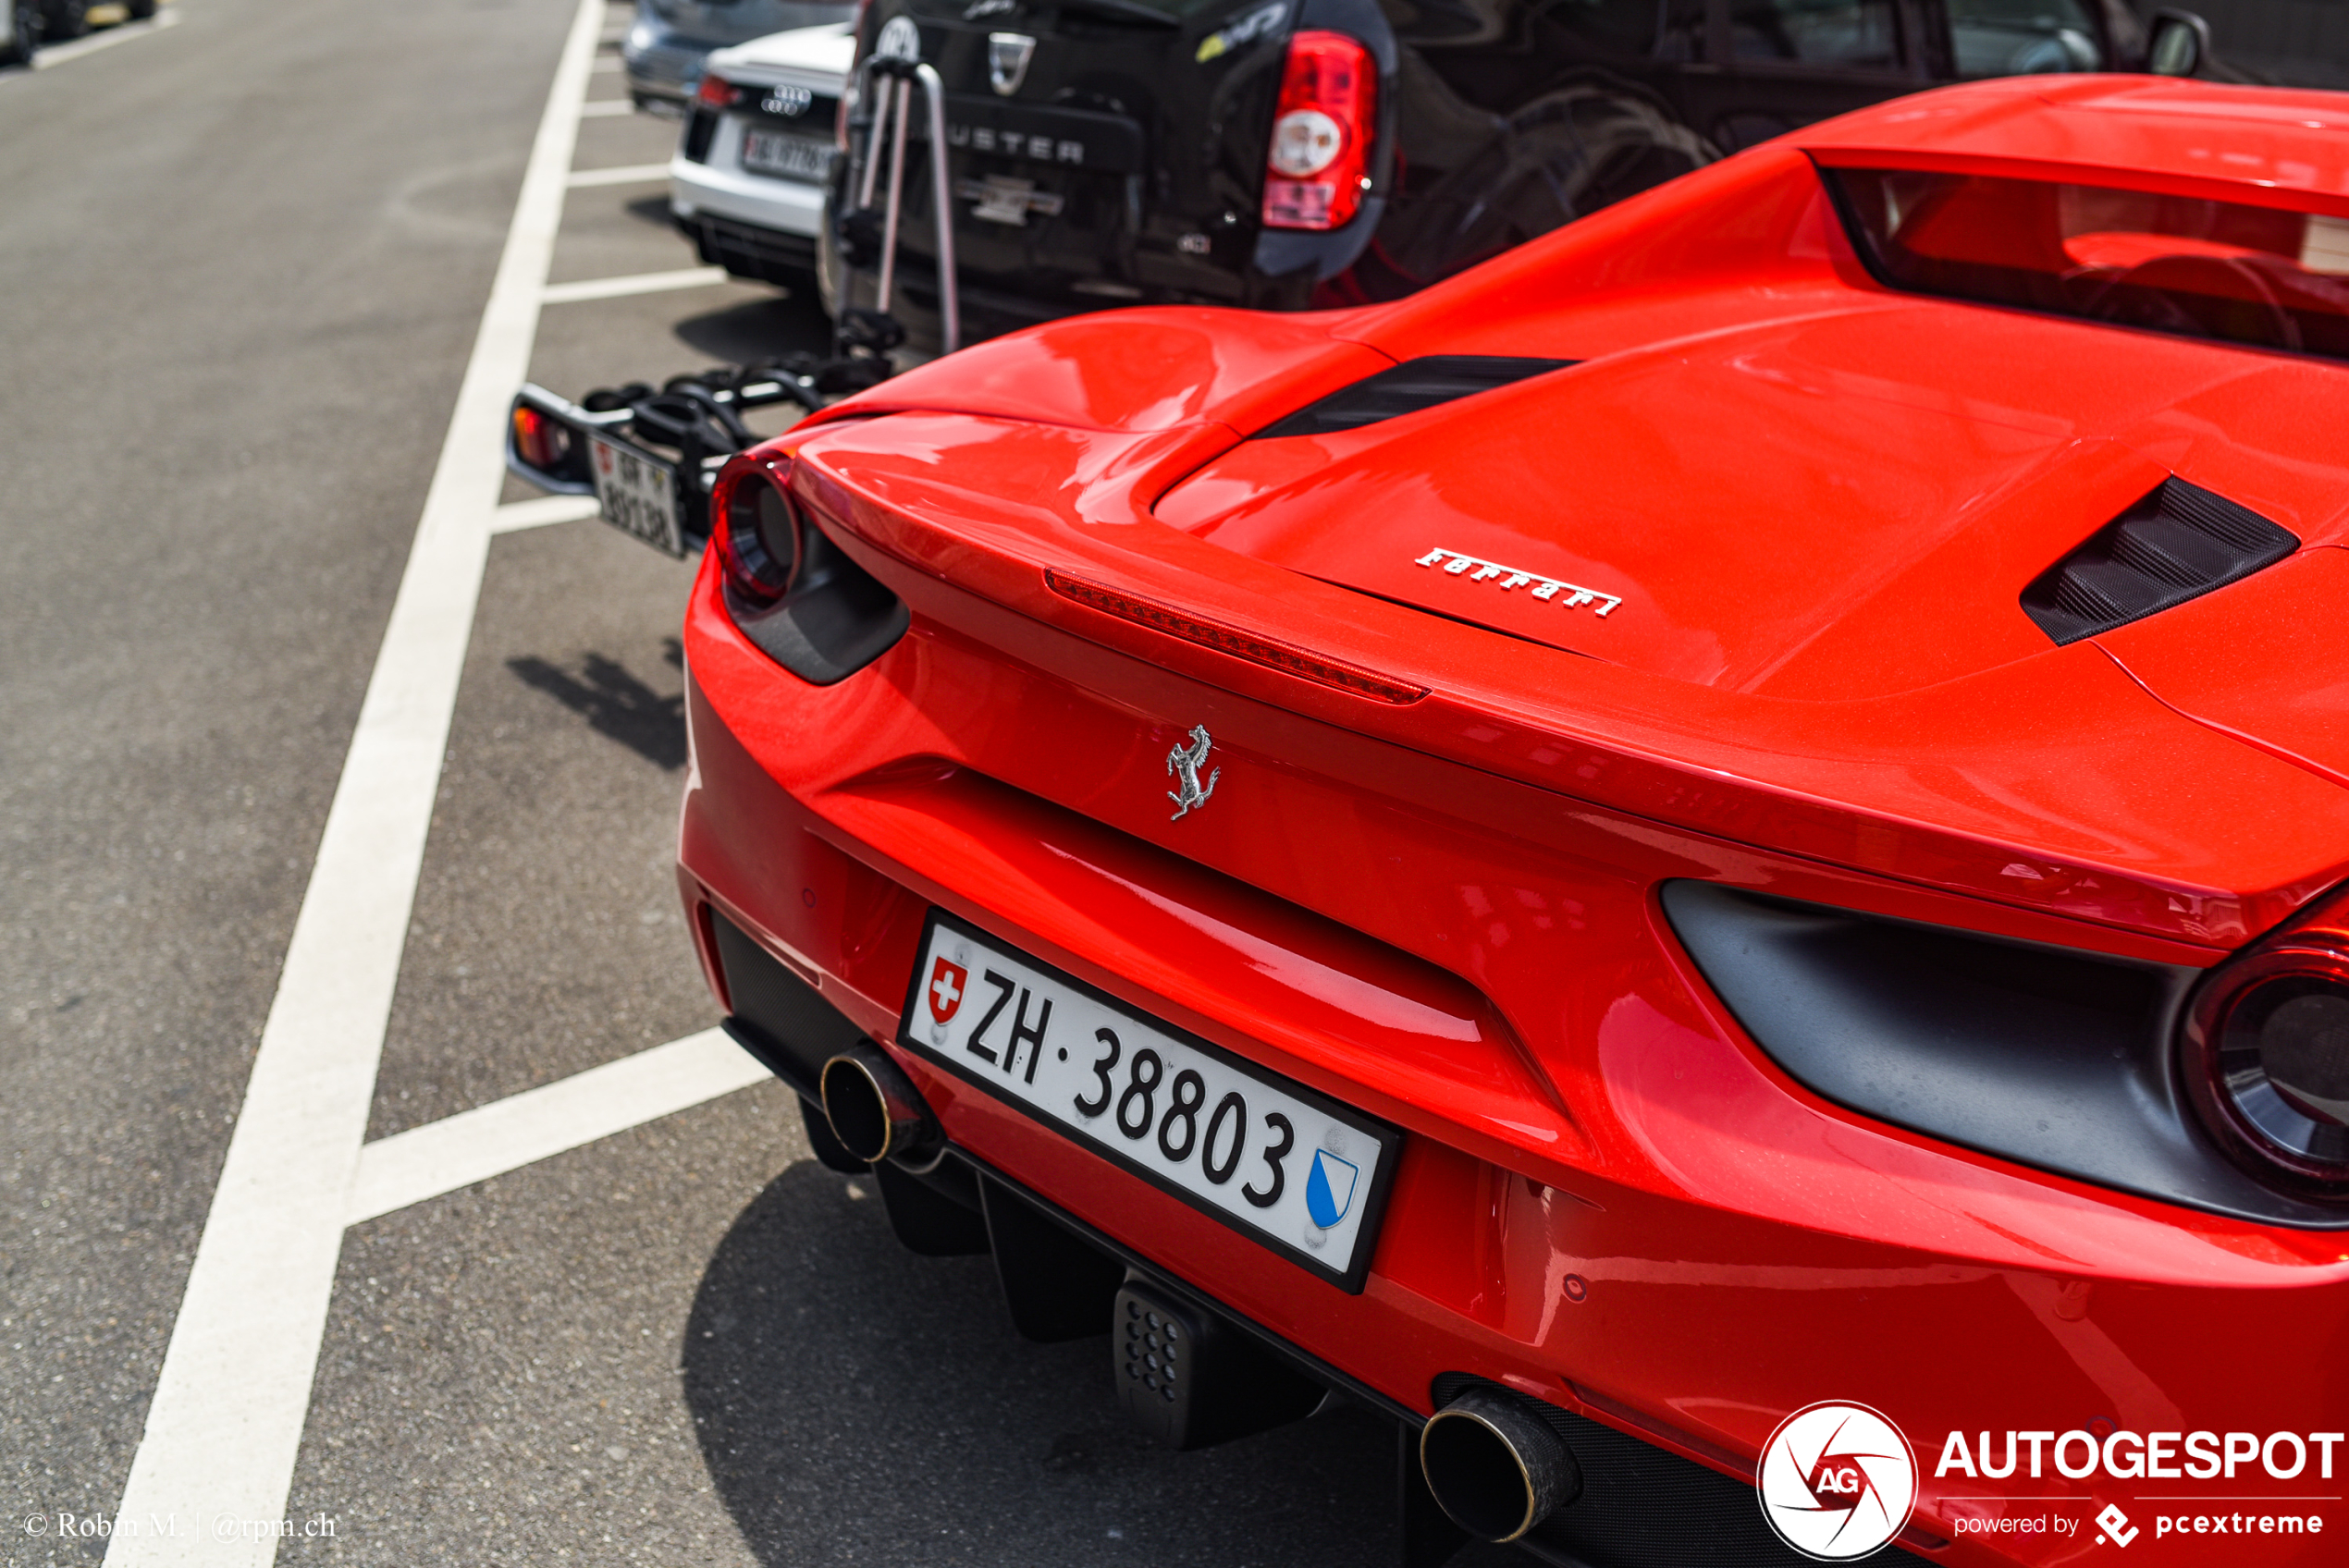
top-left (1254, 356), bottom-right (1574, 439)
top-left (2022, 477), bottom-right (2298, 644)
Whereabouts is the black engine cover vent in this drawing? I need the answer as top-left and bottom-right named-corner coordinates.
top-left (2022, 476), bottom-right (2297, 644)
top-left (1254, 356), bottom-right (1574, 440)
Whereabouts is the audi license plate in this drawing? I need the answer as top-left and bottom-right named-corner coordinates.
top-left (588, 435), bottom-right (683, 557)
top-left (897, 911), bottom-right (1398, 1292)
top-left (741, 129), bottom-right (833, 182)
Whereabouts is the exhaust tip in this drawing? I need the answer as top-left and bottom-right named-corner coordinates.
top-left (1420, 1387), bottom-right (1582, 1543)
top-left (819, 1043), bottom-right (941, 1168)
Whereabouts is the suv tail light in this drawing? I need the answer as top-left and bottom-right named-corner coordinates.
top-left (1261, 31), bottom-right (1373, 231)
top-left (711, 453), bottom-right (802, 613)
top-left (2183, 888), bottom-right (2349, 1200)
top-left (696, 72), bottom-right (743, 109)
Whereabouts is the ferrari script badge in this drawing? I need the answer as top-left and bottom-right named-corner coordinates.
top-left (1166, 725), bottom-right (1220, 822)
top-left (1418, 546), bottom-right (1622, 617)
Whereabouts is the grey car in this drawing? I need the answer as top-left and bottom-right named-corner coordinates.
top-left (621, 0), bottom-right (854, 116)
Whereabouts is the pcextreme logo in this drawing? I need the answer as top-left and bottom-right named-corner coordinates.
top-left (1758, 1402), bottom-right (1919, 1561)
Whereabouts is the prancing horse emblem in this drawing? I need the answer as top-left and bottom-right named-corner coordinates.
top-left (1166, 725), bottom-right (1220, 821)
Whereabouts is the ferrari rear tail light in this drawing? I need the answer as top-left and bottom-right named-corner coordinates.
top-left (1045, 570), bottom-right (1426, 704)
top-left (707, 449), bottom-right (911, 684)
top-left (711, 454), bottom-right (802, 613)
top-left (696, 72), bottom-right (743, 109)
top-left (1261, 31), bottom-right (1373, 231)
top-left (510, 405), bottom-right (570, 472)
top-left (2183, 894), bottom-right (2349, 1200)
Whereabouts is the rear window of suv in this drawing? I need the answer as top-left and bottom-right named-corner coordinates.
top-left (1825, 165), bottom-right (2349, 361)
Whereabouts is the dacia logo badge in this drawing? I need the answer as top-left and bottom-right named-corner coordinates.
top-left (988, 31), bottom-right (1036, 96)
top-left (1166, 725), bottom-right (1219, 821)
top-left (761, 83), bottom-right (814, 116)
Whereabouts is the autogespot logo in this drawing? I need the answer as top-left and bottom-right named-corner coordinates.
top-left (1759, 1402), bottom-right (1920, 1561)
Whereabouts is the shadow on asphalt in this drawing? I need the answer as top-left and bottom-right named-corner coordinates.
top-left (682, 1162), bottom-right (1456, 1567)
top-left (507, 643), bottom-right (686, 771)
top-left (673, 292), bottom-right (835, 364)
top-left (627, 192), bottom-right (682, 228)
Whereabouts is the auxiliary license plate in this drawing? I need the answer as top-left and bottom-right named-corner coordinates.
top-left (741, 128), bottom-right (833, 181)
top-left (588, 435), bottom-right (683, 557)
top-left (897, 911), bottom-right (1399, 1292)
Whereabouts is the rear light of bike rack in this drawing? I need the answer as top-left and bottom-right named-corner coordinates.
top-left (1261, 31), bottom-right (1374, 231)
top-left (2183, 888), bottom-right (2349, 1200)
top-left (510, 405), bottom-right (571, 472)
top-left (696, 72), bottom-right (744, 109)
top-left (711, 452), bottom-right (802, 615)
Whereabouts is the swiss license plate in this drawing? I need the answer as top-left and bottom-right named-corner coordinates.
top-left (588, 435), bottom-right (683, 557)
top-left (741, 128), bottom-right (833, 181)
top-left (897, 911), bottom-right (1398, 1292)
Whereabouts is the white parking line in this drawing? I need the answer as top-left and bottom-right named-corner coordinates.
top-left (103, 1), bottom-right (608, 1562)
top-left (347, 1030), bottom-right (770, 1224)
top-left (30, 6), bottom-right (181, 68)
top-left (542, 264), bottom-right (728, 303)
top-left (579, 98), bottom-right (635, 116)
top-left (567, 161), bottom-right (670, 187)
top-left (490, 493), bottom-right (602, 533)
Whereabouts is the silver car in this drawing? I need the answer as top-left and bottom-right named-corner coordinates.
top-left (621, 0), bottom-right (852, 118)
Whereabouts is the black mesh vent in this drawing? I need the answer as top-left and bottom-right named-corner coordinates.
top-left (1254, 356), bottom-right (1574, 439)
top-left (2021, 477), bottom-right (2297, 644)
top-left (1429, 1375), bottom-right (1933, 1568)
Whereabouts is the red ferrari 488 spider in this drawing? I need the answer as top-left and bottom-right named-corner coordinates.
top-left (679, 73), bottom-right (2349, 1567)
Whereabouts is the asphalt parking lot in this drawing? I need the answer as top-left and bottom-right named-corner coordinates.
top-left (1, 2), bottom-right (1518, 1562)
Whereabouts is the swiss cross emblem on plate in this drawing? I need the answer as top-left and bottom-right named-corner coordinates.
top-left (928, 956), bottom-right (969, 1023)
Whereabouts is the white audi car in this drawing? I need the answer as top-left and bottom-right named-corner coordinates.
top-left (670, 22), bottom-right (854, 288)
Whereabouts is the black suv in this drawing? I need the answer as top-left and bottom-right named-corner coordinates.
top-left (815, 0), bottom-right (2284, 350)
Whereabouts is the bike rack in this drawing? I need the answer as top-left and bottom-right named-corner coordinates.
top-left (505, 363), bottom-right (829, 552)
top-left (842, 52), bottom-right (962, 355)
top-left (500, 46), bottom-right (972, 558)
